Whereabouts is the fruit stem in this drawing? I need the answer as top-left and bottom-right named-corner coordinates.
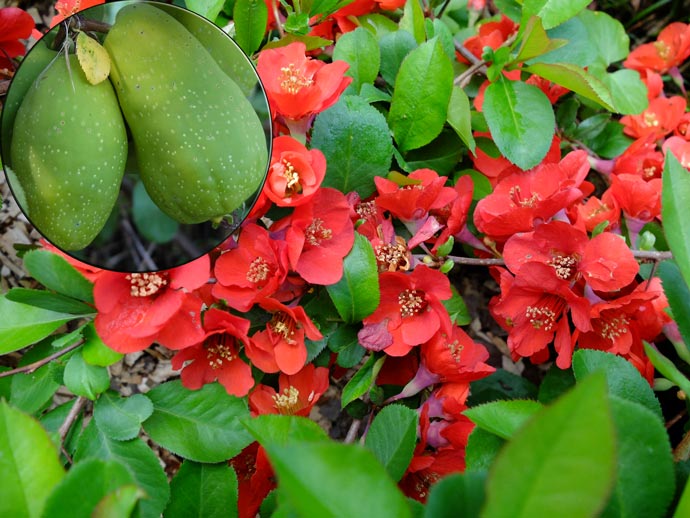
top-left (51, 16), bottom-right (113, 51)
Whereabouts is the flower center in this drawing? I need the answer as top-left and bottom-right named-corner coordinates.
top-left (126, 272), bottom-right (168, 297)
top-left (654, 40), bottom-right (670, 60)
top-left (525, 305), bottom-right (558, 331)
top-left (305, 218), bottom-right (333, 246)
top-left (280, 63), bottom-right (314, 94)
top-left (547, 253), bottom-right (579, 280)
top-left (205, 335), bottom-right (235, 370)
top-left (446, 339), bottom-right (464, 363)
top-left (398, 289), bottom-right (427, 318)
top-left (587, 201), bottom-right (610, 219)
top-left (272, 386), bottom-right (300, 414)
top-left (375, 239), bottom-right (410, 273)
top-left (282, 159), bottom-right (302, 195)
top-left (509, 185), bottom-right (540, 208)
top-left (355, 201), bottom-right (377, 220)
top-left (270, 312), bottom-right (297, 344)
top-left (246, 257), bottom-right (272, 284)
top-left (599, 316), bottom-right (629, 342)
top-left (644, 112), bottom-right (659, 127)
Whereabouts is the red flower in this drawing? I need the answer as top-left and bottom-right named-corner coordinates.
top-left (247, 298), bottom-right (322, 375)
top-left (526, 75), bottom-right (570, 104)
top-left (249, 364), bottom-right (329, 416)
top-left (430, 175), bottom-right (474, 253)
top-left (41, 240), bottom-right (104, 283)
top-left (281, 187), bottom-right (355, 285)
top-left (359, 265), bottom-right (453, 357)
top-left (50, 0), bottom-right (104, 27)
top-left (620, 96), bottom-right (687, 140)
top-left (457, 14), bottom-right (517, 64)
top-left (264, 136), bottom-right (326, 207)
top-left (231, 443), bottom-right (275, 518)
top-left (624, 22), bottom-right (690, 73)
top-left (663, 136), bottom-right (690, 169)
top-left (613, 135), bottom-right (664, 180)
top-left (422, 327), bottom-right (495, 383)
top-left (213, 223), bottom-right (289, 311)
top-left (0, 7), bottom-right (34, 70)
top-left (94, 256), bottom-right (209, 353)
top-left (171, 309), bottom-right (254, 397)
top-left (610, 173), bottom-right (662, 222)
top-left (572, 189), bottom-right (620, 233)
top-left (256, 42), bottom-right (352, 120)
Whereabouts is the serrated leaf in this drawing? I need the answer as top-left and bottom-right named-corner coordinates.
top-left (333, 27), bottom-right (380, 94)
top-left (93, 485), bottom-right (145, 518)
top-left (514, 16), bottom-right (566, 63)
top-left (326, 234), bottom-right (380, 323)
top-left (63, 350), bottom-right (110, 400)
top-left (233, 0), bottom-right (268, 56)
top-left (572, 349), bottom-right (663, 420)
top-left (482, 76), bottom-right (555, 170)
top-left (5, 288), bottom-right (95, 315)
top-left (76, 31), bottom-right (110, 85)
top-left (242, 414), bottom-right (329, 446)
top-left (464, 400), bottom-right (543, 439)
top-left (312, 95), bottom-right (393, 198)
top-left (537, 16), bottom-right (594, 67)
top-left (388, 38), bottom-right (454, 152)
top-left (341, 354), bottom-right (386, 408)
top-left (465, 427), bottom-right (505, 472)
top-left (378, 30), bottom-right (417, 87)
top-left (142, 380), bottom-right (253, 463)
top-left (662, 152), bottom-right (690, 290)
top-left (467, 369), bottom-right (538, 405)
top-left (659, 261), bottom-right (690, 354)
top-left (263, 441), bottom-right (411, 518)
top-left (23, 249), bottom-right (93, 302)
top-left (579, 10), bottom-right (629, 67)
top-left (482, 374), bottom-right (616, 518)
top-left (166, 461), bottom-right (238, 518)
top-left (537, 364), bottom-right (575, 404)
top-left (365, 405), bottom-right (418, 481)
top-left (424, 471), bottom-right (487, 518)
top-left (0, 401), bottom-right (65, 518)
top-left (441, 285), bottom-right (471, 326)
top-left (399, 0), bottom-right (425, 44)
top-left (602, 69), bottom-right (648, 115)
top-left (447, 86), bottom-right (476, 154)
top-left (94, 392), bottom-right (154, 441)
top-left (522, 0), bottom-right (591, 30)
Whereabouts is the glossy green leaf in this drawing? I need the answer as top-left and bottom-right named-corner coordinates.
top-left (447, 86), bottom-right (476, 154)
top-left (365, 405), bottom-right (418, 481)
top-left (93, 485), bottom-right (145, 518)
top-left (63, 350), bottom-right (111, 400)
top-left (662, 152), bottom-right (690, 289)
top-left (42, 458), bottom-right (136, 518)
top-left (525, 62), bottom-right (615, 111)
top-left (482, 374), bottom-right (616, 518)
top-left (465, 427), bottom-right (505, 473)
top-left (264, 441), bottom-right (411, 518)
top-left (601, 397), bottom-right (674, 518)
top-left (441, 285), bottom-right (471, 326)
top-left (378, 30), bottom-right (417, 87)
top-left (233, 0), bottom-right (268, 56)
top-left (537, 364), bottom-right (575, 404)
top-left (522, 0), bottom-right (591, 29)
top-left (659, 261), bottom-right (690, 352)
top-left (73, 420), bottom-right (169, 518)
top-left (261, 34), bottom-right (333, 51)
top-left (312, 95), bottom-right (394, 198)
top-left (166, 461), bottom-right (238, 518)
top-left (467, 369), bottom-right (538, 405)
top-left (572, 349), bottom-right (663, 420)
top-left (94, 391), bottom-right (154, 441)
top-left (142, 380), bottom-right (253, 463)
top-left (23, 249), bottom-right (93, 302)
top-left (602, 69), bottom-right (648, 115)
top-left (401, 129), bottom-right (464, 175)
top-left (132, 180), bottom-right (178, 244)
top-left (579, 10), bottom-right (629, 66)
top-left (0, 401), bottom-right (65, 518)
top-left (10, 341), bottom-right (62, 416)
top-left (5, 288), bottom-right (95, 315)
top-left (482, 76), bottom-right (555, 170)
top-left (537, 16), bottom-right (594, 67)
top-left (643, 342), bottom-right (690, 397)
top-left (185, 0), bottom-right (225, 20)
top-left (424, 471), bottom-right (487, 518)
top-left (242, 414), bottom-right (329, 446)
top-left (388, 38), bottom-right (454, 152)
top-left (455, 170), bottom-right (492, 200)
top-left (675, 477), bottom-right (690, 518)
top-left (81, 323), bottom-right (123, 367)
top-left (333, 27), bottom-right (380, 94)
top-left (514, 16), bottom-right (566, 63)
top-left (464, 400), bottom-right (543, 440)
top-left (0, 295), bottom-right (76, 355)
top-left (341, 354), bottom-right (386, 408)
top-left (494, 0), bottom-right (521, 21)
top-left (327, 234), bottom-right (380, 323)
top-left (399, 0), bottom-right (425, 44)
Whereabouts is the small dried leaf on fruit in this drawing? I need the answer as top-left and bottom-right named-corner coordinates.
top-left (76, 31), bottom-right (110, 85)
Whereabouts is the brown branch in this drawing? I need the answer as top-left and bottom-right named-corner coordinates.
top-left (58, 396), bottom-right (87, 443)
top-left (344, 419), bottom-right (362, 444)
top-left (0, 339), bottom-right (84, 378)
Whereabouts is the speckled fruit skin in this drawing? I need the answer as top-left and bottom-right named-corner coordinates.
top-left (10, 53), bottom-right (128, 251)
top-left (104, 3), bottom-right (268, 225)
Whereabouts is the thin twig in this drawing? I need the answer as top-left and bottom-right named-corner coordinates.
top-left (344, 419), bottom-right (362, 444)
top-left (666, 408), bottom-right (686, 430)
top-left (58, 396), bottom-right (87, 444)
top-left (0, 339), bottom-right (84, 378)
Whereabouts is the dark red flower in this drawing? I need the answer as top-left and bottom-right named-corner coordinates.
top-left (231, 442), bottom-right (275, 518)
top-left (249, 364), bottom-right (329, 416)
top-left (0, 7), bottom-right (34, 69)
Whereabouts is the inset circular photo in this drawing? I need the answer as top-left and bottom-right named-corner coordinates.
top-left (1, 0), bottom-right (271, 272)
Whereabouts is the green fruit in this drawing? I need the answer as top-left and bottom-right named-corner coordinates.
top-left (104, 3), bottom-right (268, 224)
top-left (10, 53), bottom-right (128, 250)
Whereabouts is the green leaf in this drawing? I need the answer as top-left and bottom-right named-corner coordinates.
top-left (42, 458), bottom-right (136, 518)
top-left (242, 414), bottom-right (329, 446)
top-left (73, 420), bottom-right (169, 518)
top-left (0, 295), bottom-right (77, 355)
top-left (0, 401), bottom-right (65, 518)
top-left (401, 129), bottom-right (464, 175)
top-left (465, 428), bottom-right (505, 472)
top-left (602, 69), bottom-right (648, 115)
top-left (63, 350), bottom-right (111, 400)
top-left (600, 397), bottom-right (675, 518)
top-left (467, 369), bottom-right (538, 406)
top-left (312, 95), bottom-right (394, 198)
top-left (482, 374), bottom-right (616, 518)
top-left (93, 485), bottom-right (145, 518)
top-left (365, 405), bottom-right (418, 481)
top-left (131, 180), bottom-right (179, 245)
top-left (675, 477), bottom-right (690, 518)
top-left (5, 288), bottom-right (95, 315)
top-left (142, 380), bottom-right (253, 463)
top-left (341, 354), bottom-right (386, 408)
top-left (514, 16), bottom-right (566, 63)
top-left (233, 0), bottom-right (268, 56)
top-left (524, 62), bottom-right (615, 111)
top-left (522, 0), bottom-right (591, 30)
top-left (455, 170), bottom-right (492, 200)
top-left (333, 27), bottom-right (380, 94)
top-left (261, 34), bottom-right (333, 51)
top-left (464, 400), bottom-right (543, 439)
top-left (186, 0), bottom-right (225, 20)
top-left (81, 323), bottom-right (123, 367)
top-left (441, 285), bottom-right (471, 326)
top-left (423, 471), bottom-right (487, 518)
top-left (659, 261), bottom-right (690, 354)
top-left (94, 392), bottom-right (154, 441)
top-left (494, 0), bottom-right (522, 21)
top-left (10, 341), bottom-right (62, 415)
top-left (166, 461), bottom-right (238, 518)
top-left (263, 441), bottom-right (412, 518)
top-left (663, 152), bottom-right (690, 289)
top-left (537, 16), bottom-right (594, 67)
top-left (447, 86), bottom-right (476, 154)
top-left (482, 76), bottom-right (555, 170)
top-left (537, 364), bottom-right (575, 404)
top-left (579, 10), bottom-right (629, 66)
top-left (388, 38), bottom-right (454, 152)
top-left (358, 83), bottom-right (392, 104)
top-left (571, 349), bottom-right (663, 420)
top-left (326, 234), bottom-right (380, 323)
top-left (643, 342), bottom-right (690, 397)
top-left (378, 30), bottom-right (417, 87)
top-left (23, 249), bottom-right (93, 302)
top-left (399, 0), bottom-right (425, 44)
